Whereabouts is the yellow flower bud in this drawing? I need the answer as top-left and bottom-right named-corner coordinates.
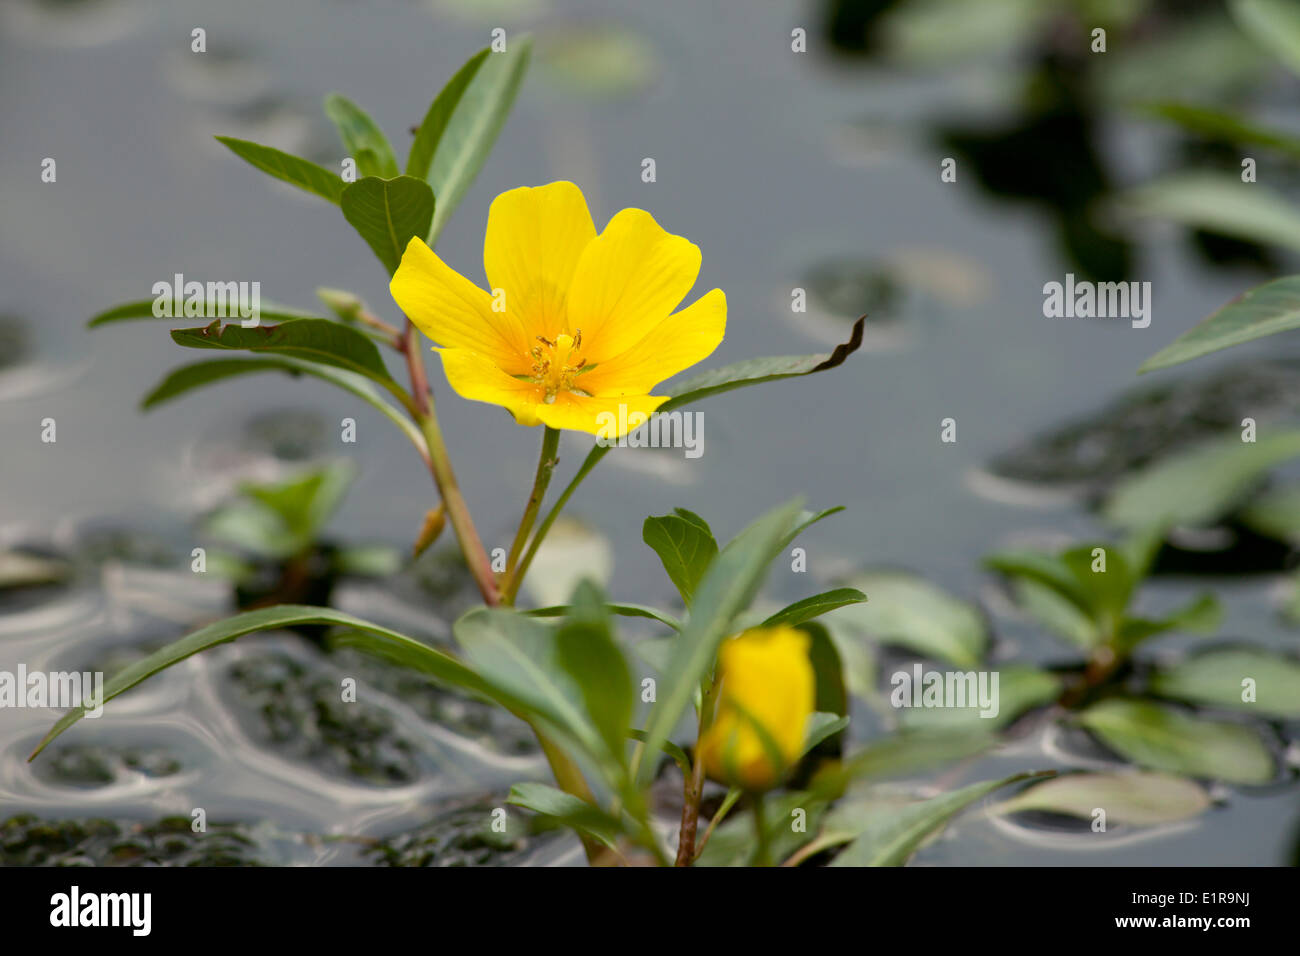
top-left (698, 625), bottom-right (815, 791)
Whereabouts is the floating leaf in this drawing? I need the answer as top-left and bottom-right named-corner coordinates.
top-left (214, 136), bottom-right (344, 204)
top-left (897, 665), bottom-right (1062, 729)
top-left (1104, 428), bottom-right (1300, 531)
top-left (340, 176), bottom-right (436, 276)
top-left (1078, 699), bottom-right (1276, 784)
top-left (993, 771), bottom-right (1211, 825)
top-left (828, 571), bottom-right (987, 668)
top-left (828, 771), bottom-right (1050, 867)
top-left (1151, 647), bottom-right (1300, 717)
top-left (1239, 483), bottom-right (1300, 542)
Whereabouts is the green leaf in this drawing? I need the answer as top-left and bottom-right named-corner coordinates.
top-left (241, 460), bottom-right (354, 541)
top-left (992, 771), bottom-right (1210, 826)
top-left (1124, 174), bottom-right (1300, 256)
top-left (625, 729), bottom-right (690, 776)
top-left (453, 607), bottom-right (606, 764)
top-left (31, 605), bottom-right (483, 760)
top-left (804, 621), bottom-right (849, 724)
top-left (408, 39), bottom-right (532, 246)
top-left (340, 176), bottom-right (436, 276)
top-left (635, 499), bottom-right (805, 785)
top-left (1239, 482), bottom-right (1300, 542)
top-left (1103, 428), bottom-right (1300, 531)
top-left (897, 664), bottom-right (1062, 730)
top-left (1117, 592), bottom-right (1221, 650)
top-left (522, 319), bottom-right (865, 579)
top-left (1009, 577), bottom-right (1102, 649)
top-left (828, 770), bottom-right (1051, 867)
top-left (763, 589), bottom-right (867, 629)
top-left (1141, 101), bottom-right (1300, 161)
top-left (984, 548), bottom-right (1094, 615)
top-left (803, 712), bottom-right (850, 754)
top-left (138, 357), bottom-right (424, 450)
top-left (1142, 275), bottom-right (1300, 372)
top-left (525, 602), bottom-right (680, 631)
top-left (89, 299), bottom-right (322, 328)
top-left (1231, 0), bottom-right (1300, 77)
top-left (827, 571), bottom-right (987, 668)
top-left (1150, 647), bottom-right (1300, 717)
top-left (553, 582), bottom-right (635, 766)
top-left (641, 508), bottom-right (719, 607)
top-left (507, 782), bottom-right (624, 850)
top-left (323, 93), bottom-right (399, 179)
top-left (170, 319), bottom-right (399, 389)
top-left (214, 136), bottom-right (344, 204)
top-left (1078, 699), bottom-right (1276, 785)
top-left (811, 726), bottom-right (997, 799)
top-left (662, 317), bottom-right (865, 411)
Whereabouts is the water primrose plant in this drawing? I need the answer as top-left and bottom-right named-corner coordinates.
top-left (29, 41), bottom-right (1058, 867)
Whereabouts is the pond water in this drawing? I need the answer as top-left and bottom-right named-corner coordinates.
top-left (1, 0), bottom-right (1297, 865)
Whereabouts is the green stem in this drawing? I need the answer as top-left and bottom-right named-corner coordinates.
top-left (501, 427), bottom-right (561, 605)
top-left (415, 404), bottom-right (500, 606)
top-left (508, 445), bottom-right (610, 605)
top-left (752, 793), bottom-right (772, 867)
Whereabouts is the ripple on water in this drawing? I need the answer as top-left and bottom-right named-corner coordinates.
top-left (2, 0), bottom-right (141, 49)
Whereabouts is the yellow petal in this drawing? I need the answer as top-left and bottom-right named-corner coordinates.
top-left (579, 288), bottom-right (726, 395)
top-left (533, 392), bottom-right (668, 437)
top-left (437, 347), bottom-right (544, 427)
top-left (390, 238), bottom-right (528, 373)
top-left (483, 181), bottom-right (597, 343)
top-left (566, 208), bottom-right (702, 364)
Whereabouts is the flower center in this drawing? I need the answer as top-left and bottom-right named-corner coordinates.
top-left (529, 331), bottom-right (588, 403)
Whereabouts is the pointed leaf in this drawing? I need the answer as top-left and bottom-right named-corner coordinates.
top-left (636, 499), bottom-right (805, 784)
top-left (31, 605), bottom-right (482, 760)
top-left (139, 356), bottom-right (423, 450)
top-left (1141, 274), bottom-right (1300, 372)
top-left (642, 509), bottom-right (718, 607)
top-left (763, 588), bottom-right (866, 628)
top-left (829, 771), bottom-right (1051, 866)
top-left (324, 93), bottom-right (399, 179)
top-left (1151, 647), bottom-right (1300, 717)
top-left (214, 136), bottom-right (343, 204)
top-left (170, 319), bottom-right (399, 388)
top-left (413, 40), bottom-right (531, 246)
top-left (1079, 699), bottom-right (1276, 784)
top-left (994, 771), bottom-right (1210, 825)
top-left (340, 176), bottom-right (436, 276)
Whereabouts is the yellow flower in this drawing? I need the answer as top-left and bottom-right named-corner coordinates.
top-left (698, 626), bottom-right (815, 791)
top-left (389, 181), bottom-right (726, 437)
